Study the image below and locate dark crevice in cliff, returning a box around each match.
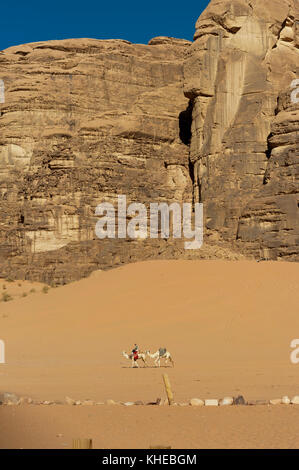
[266,133,273,159]
[188,159,202,207]
[272,18,287,49]
[274,96,280,115]
[188,159,196,208]
[188,159,194,186]
[263,169,270,185]
[208,15,242,34]
[198,178,202,204]
[179,99,193,145]
[263,132,273,184]
[179,99,198,208]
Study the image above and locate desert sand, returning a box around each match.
[0,259,299,448]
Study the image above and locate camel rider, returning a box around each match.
[132,344,139,361]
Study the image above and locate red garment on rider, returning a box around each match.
[133,352,139,361]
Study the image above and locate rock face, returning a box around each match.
[237,88,299,259]
[0,37,201,284]
[184,0,299,260]
[0,0,298,284]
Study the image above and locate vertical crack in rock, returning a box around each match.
[263,132,274,184]
[179,99,197,207]
[272,18,288,49]
[179,99,193,146]
[188,159,196,207]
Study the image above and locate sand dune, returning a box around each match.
[0,259,298,401]
[0,259,299,448]
[2,406,299,449]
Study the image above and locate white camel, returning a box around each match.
[122,351,149,368]
[147,348,174,367]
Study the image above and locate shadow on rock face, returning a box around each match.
[179,99,193,146]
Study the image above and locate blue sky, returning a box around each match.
[0,0,210,50]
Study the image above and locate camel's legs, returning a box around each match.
[141,357,147,367]
[164,354,174,367]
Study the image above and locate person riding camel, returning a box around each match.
[132,344,139,361]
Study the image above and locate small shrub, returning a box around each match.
[2,284,6,290]
[5,278,14,283]
[30,288,36,293]
[22,292,28,298]
[42,286,49,294]
[2,292,12,302]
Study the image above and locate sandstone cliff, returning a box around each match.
[0,36,242,283]
[184,0,299,260]
[0,37,190,283]
[0,0,298,284]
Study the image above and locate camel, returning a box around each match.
[147,348,174,367]
[122,351,148,368]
